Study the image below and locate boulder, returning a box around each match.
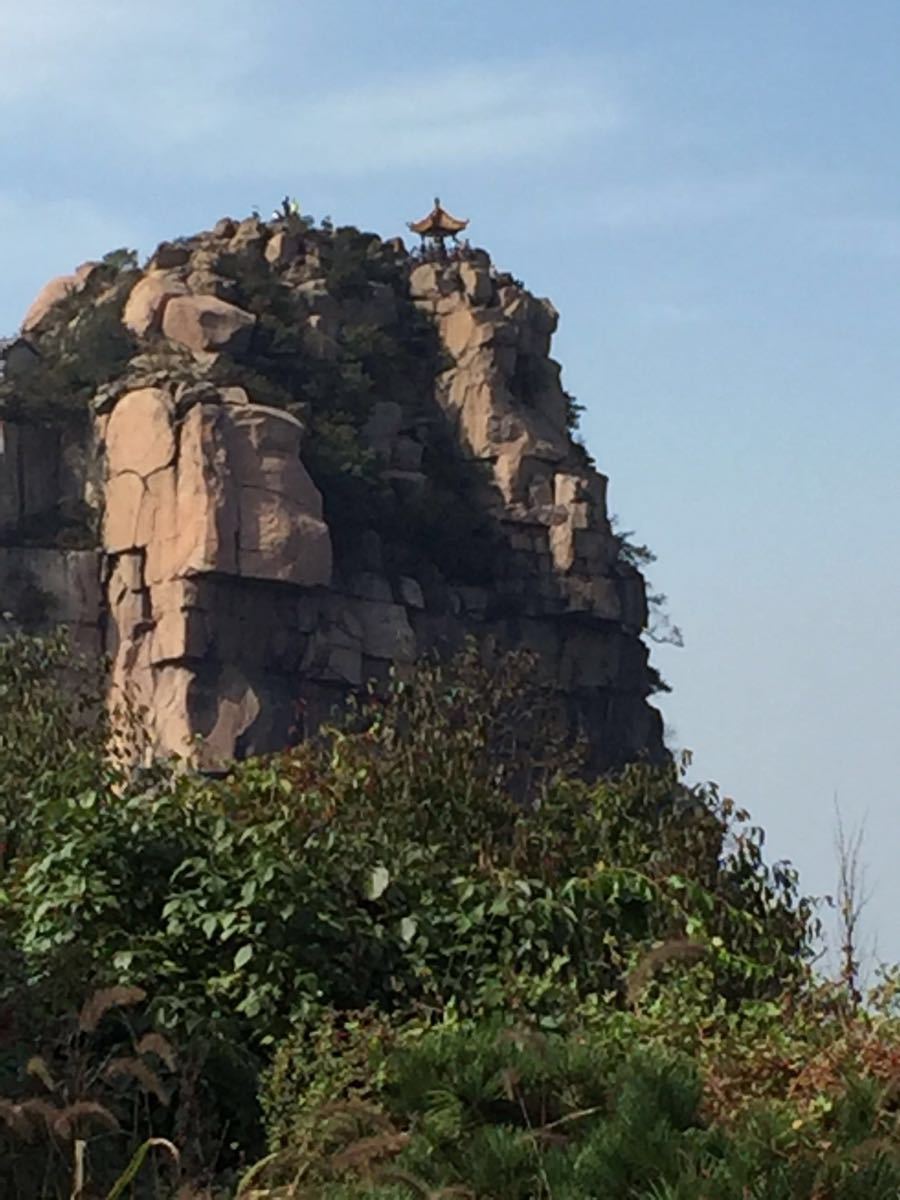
[122,273,188,337]
[459,261,493,305]
[22,276,76,332]
[21,262,99,332]
[229,217,267,253]
[408,262,442,298]
[104,398,333,591]
[398,576,425,609]
[358,600,416,662]
[149,242,191,270]
[225,405,331,586]
[225,405,317,508]
[162,295,256,354]
[265,230,300,267]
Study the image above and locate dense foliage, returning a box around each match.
[0,631,897,1197]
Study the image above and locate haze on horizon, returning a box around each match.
[1,0,897,967]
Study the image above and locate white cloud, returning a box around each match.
[0,4,625,179]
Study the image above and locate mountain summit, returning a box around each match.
[0,210,665,770]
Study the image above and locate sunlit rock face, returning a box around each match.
[0,215,665,772]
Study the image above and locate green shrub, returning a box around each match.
[4,631,881,1196]
[257,1008,900,1199]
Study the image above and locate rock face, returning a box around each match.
[122,273,188,337]
[21,262,100,333]
[1,215,666,772]
[101,388,332,765]
[161,295,256,354]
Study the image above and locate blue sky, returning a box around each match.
[3,0,898,966]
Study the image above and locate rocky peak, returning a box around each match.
[0,212,665,771]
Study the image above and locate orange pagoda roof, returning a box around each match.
[408,198,469,237]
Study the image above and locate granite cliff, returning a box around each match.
[0,211,665,771]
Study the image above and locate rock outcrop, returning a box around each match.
[0,214,665,771]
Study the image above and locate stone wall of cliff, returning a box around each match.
[0,213,665,772]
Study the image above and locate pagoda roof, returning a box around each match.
[408,198,469,237]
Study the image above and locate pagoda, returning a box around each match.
[408,197,469,256]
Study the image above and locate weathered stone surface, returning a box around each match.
[162,295,256,354]
[150,242,191,269]
[164,402,238,579]
[459,261,493,305]
[102,472,146,552]
[224,405,331,586]
[199,666,262,767]
[347,572,393,603]
[0,422,25,534]
[358,600,416,662]
[3,338,40,379]
[409,262,442,298]
[146,665,196,757]
[230,216,268,247]
[21,262,99,332]
[184,270,239,302]
[303,625,363,686]
[0,546,100,628]
[22,276,76,332]
[237,489,331,585]
[0,422,89,538]
[123,273,189,337]
[398,576,425,609]
[441,308,497,361]
[265,230,300,267]
[150,608,210,664]
[105,387,176,479]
